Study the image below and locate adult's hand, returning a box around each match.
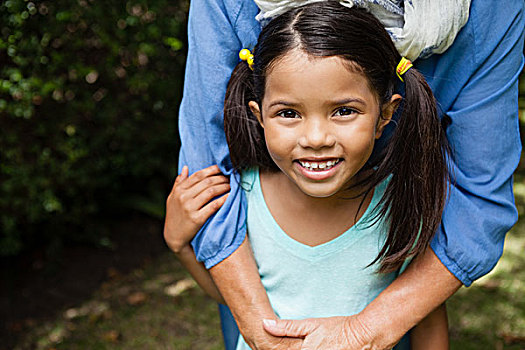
[263,315,379,350]
[246,332,304,350]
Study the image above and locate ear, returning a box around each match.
[376,94,402,139]
[248,101,263,128]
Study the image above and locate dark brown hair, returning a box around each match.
[224,1,449,272]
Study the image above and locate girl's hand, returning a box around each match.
[164,165,230,254]
[262,315,381,350]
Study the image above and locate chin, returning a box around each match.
[296,183,343,198]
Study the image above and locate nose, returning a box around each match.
[298,118,336,150]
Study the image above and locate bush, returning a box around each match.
[0,0,188,256]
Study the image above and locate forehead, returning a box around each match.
[264,50,378,104]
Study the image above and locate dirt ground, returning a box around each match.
[1,215,168,349]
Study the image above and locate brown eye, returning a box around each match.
[277,109,299,119]
[334,107,358,117]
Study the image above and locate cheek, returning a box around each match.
[338,125,376,159]
[263,124,296,161]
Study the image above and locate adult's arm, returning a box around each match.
[211,238,303,349]
[423,0,524,286]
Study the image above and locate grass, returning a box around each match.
[16,176,525,349]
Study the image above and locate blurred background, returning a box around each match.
[0,1,524,349]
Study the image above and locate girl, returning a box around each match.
[165,2,450,349]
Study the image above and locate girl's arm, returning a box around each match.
[164,165,230,304]
[410,304,449,350]
[176,245,224,304]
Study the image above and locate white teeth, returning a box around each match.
[298,159,340,171]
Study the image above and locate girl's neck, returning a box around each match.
[260,170,374,247]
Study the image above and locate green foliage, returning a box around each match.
[0,0,188,255]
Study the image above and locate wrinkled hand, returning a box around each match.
[243,324,303,350]
[263,315,380,350]
[245,333,303,350]
[164,165,230,253]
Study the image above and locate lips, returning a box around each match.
[294,158,343,180]
[297,158,340,171]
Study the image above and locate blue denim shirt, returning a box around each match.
[178,0,525,286]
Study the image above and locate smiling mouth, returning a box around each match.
[296,158,341,171]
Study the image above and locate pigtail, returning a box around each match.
[372,68,449,273]
[224,62,274,170]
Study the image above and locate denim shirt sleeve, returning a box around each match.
[178,0,260,268]
[418,0,524,286]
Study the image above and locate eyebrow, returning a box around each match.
[328,98,367,106]
[267,98,367,109]
[267,100,299,109]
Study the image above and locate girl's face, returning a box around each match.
[250,50,401,198]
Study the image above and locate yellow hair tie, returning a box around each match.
[239,48,254,71]
[396,57,413,82]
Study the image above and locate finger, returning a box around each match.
[181,165,222,189]
[169,165,188,193]
[263,319,318,338]
[180,175,229,202]
[187,183,230,215]
[174,165,189,186]
[181,165,189,178]
[191,181,230,207]
[198,193,229,219]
